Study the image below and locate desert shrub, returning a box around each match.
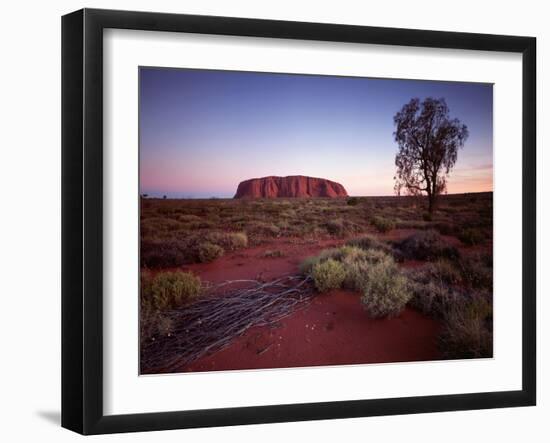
[300,248,343,275]
[395,220,430,230]
[439,296,493,359]
[205,231,248,250]
[340,248,394,291]
[406,268,463,319]
[141,238,190,268]
[342,260,370,291]
[197,242,224,263]
[346,235,392,254]
[405,265,493,358]
[361,258,411,318]
[140,271,201,342]
[338,245,368,262]
[248,222,280,237]
[189,220,215,230]
[299,256,321,275]
[434,221,455,236]
[408,280,455,318]
[141,270,201,312]
[141,310,172,343]
[396,229,459,261]
[140,217,185,237]
[337,247,369,290]
[371,216,396,233]
[458,227,486,246]
[227,232,248,249]
[362,249,394,265]
[317,247,347,262]
[263,249,284,258]
[140,304,176,342]
[311,259,347,292]
[280,209,297,219]
[155,315,175,337]
[347,197,360,206]
[141,230,246,268]
[422,213,432,222]
[177,214,202,223]
[459,253,493,290]
[303,245,397,293]
[428,259,463,285]
[326,218,345,235]
[277,220,291,231]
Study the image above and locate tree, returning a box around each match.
[393,97,468,214]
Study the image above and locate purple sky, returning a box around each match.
[139,67,493,198]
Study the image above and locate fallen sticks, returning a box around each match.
[140,274,314,373]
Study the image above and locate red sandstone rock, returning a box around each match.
[234,175,348,199]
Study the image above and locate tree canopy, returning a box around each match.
[393,97,469,213]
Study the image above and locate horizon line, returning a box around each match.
[140,190,494,200]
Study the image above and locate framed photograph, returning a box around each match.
[62,8,536,435]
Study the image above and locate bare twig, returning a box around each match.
[141,274,313,373]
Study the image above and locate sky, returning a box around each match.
[139,67,493,198]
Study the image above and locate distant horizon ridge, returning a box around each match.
[140,190,493,199]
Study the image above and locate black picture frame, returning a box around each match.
[62,8,536,435]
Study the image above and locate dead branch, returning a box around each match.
[140,274,314,373]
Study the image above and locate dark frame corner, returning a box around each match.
[62,8,536,435]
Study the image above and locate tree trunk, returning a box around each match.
[428,193,435,215]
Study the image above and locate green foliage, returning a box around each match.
[459,253,493,290]
[396,229,459,261]
[406,267,462,319]
[371,216,396,233]
[177,214,202,223]
[139,193,493,271]
[346,235,392,255]
[197,242,224,263]
[428,259,463,285]
[140,230,246,268]
[141,238,190,268]
[317,247,347,262]
[393,97,469,214]
[342,260,370,292]
[340,247,393,292]
[311,259,347,292]
[140,270,201,343]
[406,265,493,359]
[205,231,248,250]
[248,221,280,237]
[326,218,345,235]
[360,258,411,318]
[141,270,201,312]
[346,197,360,206]
[305,244,411,317]
[439,296,493,359]
[299,256,321,275]
[303,245,405,305]
[339,245,369,262]
[141,217,186,236]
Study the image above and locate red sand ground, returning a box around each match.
[182,292,440,372]
[164,235,442,373]
[182,238,345,283]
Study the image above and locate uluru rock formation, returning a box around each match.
[234,175,348,199]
